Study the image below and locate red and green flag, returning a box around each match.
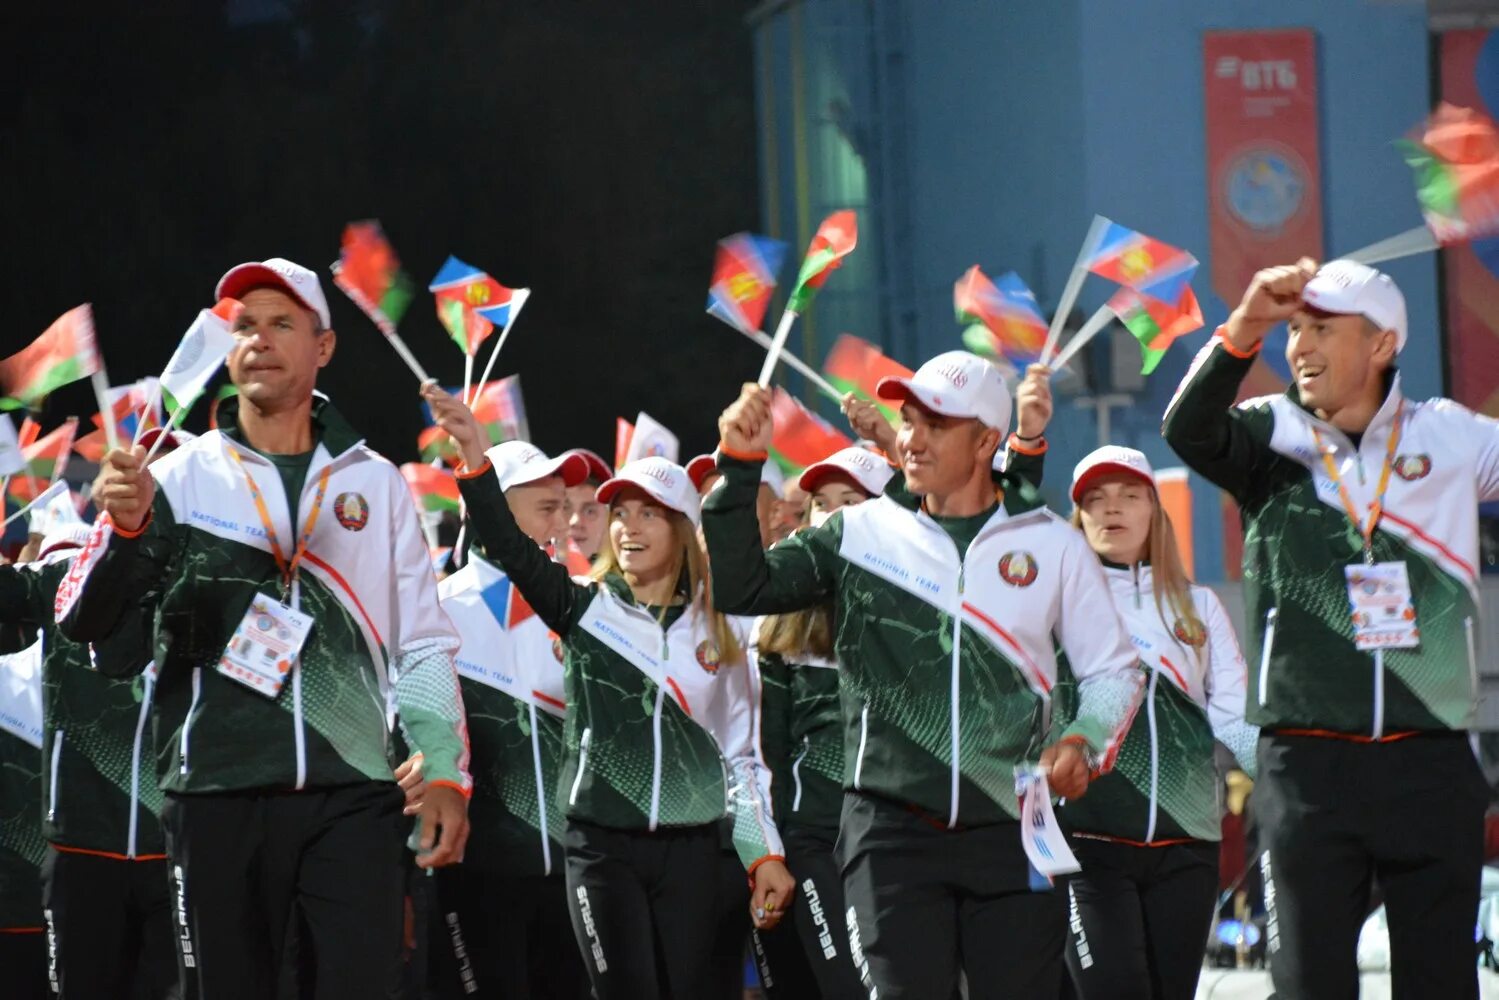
[0,305,101,411]
[418,425,461,467]
[469,375,529,446]
[331,221,415,335]
[1397,102,1499,245]
[954,267,1048,365]
[1107,285,1204,375]
[787,211,858,313]
[400,462,460,514]
[7,417,78,503]
[768,389,852,476]
[822,333,912,422]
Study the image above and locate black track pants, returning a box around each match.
[0,929,48,1000]
[1255,732,1486,1000]
[427,865,587,999]
[1061,838,1218,1000]
[41,848,179,999]
[562,818,721,1000]
[752,825,864,999]
[838,791,1066,999]
[161,782,408,1000]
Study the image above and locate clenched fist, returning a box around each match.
[718,383,774,456]
[92,446,155,533]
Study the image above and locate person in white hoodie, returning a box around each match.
[1057,446,1258,1000]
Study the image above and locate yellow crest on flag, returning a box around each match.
[728,272,762,303]
[1120,247,1154,280]
[465,282,492,306]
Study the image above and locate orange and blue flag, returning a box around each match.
[954,267,1048,365]
[1085,220,1198,305]
[428,256,502,355]
[706,233,789,335]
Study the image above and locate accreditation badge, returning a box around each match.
[217,592,316,697]
[1344,562,1420,651]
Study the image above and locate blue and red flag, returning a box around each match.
[1085,220,1198,305]
[705,232,790,335]
[954,267,1048,365]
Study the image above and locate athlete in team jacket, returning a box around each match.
[706,351,1144,999]
[1162,258,1493,998]
[426,386,795,1000]
[0,516,178,998]
[429,440,588,999]
[64,258,471,999]
[1057,446,1257,1000]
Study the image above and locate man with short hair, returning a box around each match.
[705,351,1143,998]
[429,440,588,999]
[1162,258,1494,998]
[61,257,471,999]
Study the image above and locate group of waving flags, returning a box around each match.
[8,100,1499,530]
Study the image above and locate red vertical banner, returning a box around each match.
[1204,30,1324,309]
[1437,30,1499,416]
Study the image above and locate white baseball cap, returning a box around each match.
[216,258,332,329]
[1070,445,1156,503]
[876,350,1012,432]
[798,446,895,497]
[485,440,588,492]
[1300,260,1408,352]
[596,457,702,526]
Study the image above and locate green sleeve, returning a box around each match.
[1160,341,1277,505]
[701,454,841,616]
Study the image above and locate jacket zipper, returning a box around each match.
[568,727,592,806]
[1372,648,1386,739]
[1467,617,1479,706]
[290,577,307,790]
[1144,668,1160,843]
[648,631,669,832]
[180,666,203,775]
[47,731,63,822]
[1132,563,1143,610]
[948,566,964,829]
[791,736,810,812]
[1257,609,1277,707]
[127,665,156,858]
[853,703,870,790]
[528,702,551,876]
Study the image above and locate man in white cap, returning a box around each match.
[706,352,1143,999]
[428,440,589,999]
[1162,258,1497,998]
[66,257,471,999]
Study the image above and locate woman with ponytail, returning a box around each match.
[424,386,794,1000]
[1058,445,1258,1000]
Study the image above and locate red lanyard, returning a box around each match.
[230,449,332,592]
[1310,400,1404,564]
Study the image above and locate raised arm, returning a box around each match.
[702,385,840,616]
[1161,260,1316,502]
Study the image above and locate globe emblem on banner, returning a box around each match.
[165,328,205,376]
[1224,149,1305,233]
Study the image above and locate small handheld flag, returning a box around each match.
[1398,102,1499,245]
[400,462,461,514]
[614,418,634,472]
[822,334,913,421]
[330,221,430,383]
[624,412,679,465]
[954,267,1048,365]
[1106,286,1204,375]
[1084,219,1198,305]
[429,256,505,355]
[769,389,853,476]
[0,306,101,412]
[706,233,789,336]
[760,210,858,386]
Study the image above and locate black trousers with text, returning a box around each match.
[161,782,408,1000]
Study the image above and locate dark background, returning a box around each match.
[1,0,765,466]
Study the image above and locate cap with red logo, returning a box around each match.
[486,441,589,492]
[596,457,702,526]
[875,350,1012,432]
[216,258,332,329]
[798,446,894,497]
[1070,445,1156,503]
[1300,259,1408,352]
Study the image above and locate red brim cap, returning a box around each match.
[566,448,613,484]
[685,454,717,491]
[509,452,589,490]
[216,264,323,325]
[1070,462,1154,503]
[138,428,188,453]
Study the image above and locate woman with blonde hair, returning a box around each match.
[425,386,794,1000]
[1059,445,1258,1000]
